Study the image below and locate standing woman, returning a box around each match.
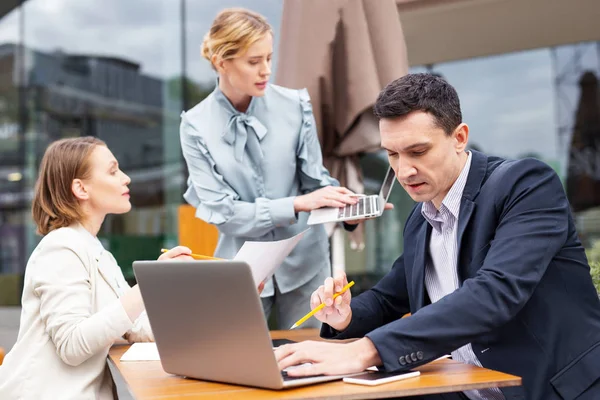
[180,8,357,329]
[0,137,192,399]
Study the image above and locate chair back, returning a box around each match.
[178,204,219,256]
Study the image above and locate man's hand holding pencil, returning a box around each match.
[274,272,382,377]
[303,273,353,331]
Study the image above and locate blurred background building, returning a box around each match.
[0,0,599,304]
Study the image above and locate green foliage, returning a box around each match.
[0,275,22,306]
[585,241,600,295]
[167,76,214,108]
[590,260,600,295]
[99,234,166,284]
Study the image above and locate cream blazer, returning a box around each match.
[0,224,153,400]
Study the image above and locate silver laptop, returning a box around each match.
[307,166,396,225]
[133,260,354,389]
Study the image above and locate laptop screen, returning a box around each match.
[379,167,396,201]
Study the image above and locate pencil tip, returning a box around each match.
[289,324,297,330]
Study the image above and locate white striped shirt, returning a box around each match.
[421,152,505,400]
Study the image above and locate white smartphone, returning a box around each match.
[343,370,420,386]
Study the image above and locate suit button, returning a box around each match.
[406,354,412,363]
[398,356,406,366]
[411,353,418,362]
[417,351,424,360]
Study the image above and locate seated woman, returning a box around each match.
[0,137,192,399]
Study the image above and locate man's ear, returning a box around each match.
[72,178,89,201]
[453,123,469,152]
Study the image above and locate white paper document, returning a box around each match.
[233,229,308,286]
[120,343,160,361]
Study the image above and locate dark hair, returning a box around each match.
[373,73,462,135]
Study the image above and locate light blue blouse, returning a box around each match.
[180,83,338,296]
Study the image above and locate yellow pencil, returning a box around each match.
[160,248,224,261]
[289,281,355,329]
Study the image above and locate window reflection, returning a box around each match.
[0,0,598,300]
[0,0,188,281]
[556,43,600,249]
[0,0,286,298]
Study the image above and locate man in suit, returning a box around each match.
[275,73,600,400]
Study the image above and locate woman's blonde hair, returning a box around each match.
[201,8,272,69]
[32,136,106,235]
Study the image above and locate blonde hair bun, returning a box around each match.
[202,8,272,69]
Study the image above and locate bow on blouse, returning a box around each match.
[222,113,267,162]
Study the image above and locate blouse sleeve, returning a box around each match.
[33,244,133,367]
[180,112,298,238]
[296,89,339,194]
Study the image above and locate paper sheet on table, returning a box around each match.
[119,343,160,361]
[233,229,308,286]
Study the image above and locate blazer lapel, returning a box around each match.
[456,198,475,284]
[456,150,488,283]
[411,220,431,311]
[95,250,123,297]
[73,223,122,297]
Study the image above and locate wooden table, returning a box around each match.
[108,329,521,399]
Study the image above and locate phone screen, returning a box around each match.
[343,370,421,386]
[351,371,410,381]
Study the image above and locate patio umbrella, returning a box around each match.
[276,0,408,248]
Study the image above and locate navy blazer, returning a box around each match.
[323,151,600,400]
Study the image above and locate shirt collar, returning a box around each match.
[213,79,268,161]
[213,77,260,117]
[421,151,472,227]
[72,222,104,260]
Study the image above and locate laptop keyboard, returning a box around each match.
[281,370,324,381]
[275,341,324,381]
[338,195,378,219]
[274,339,324,381]
[272,338,295,347]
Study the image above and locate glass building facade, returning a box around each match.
[0,0,599,304]
[0,0,283,302]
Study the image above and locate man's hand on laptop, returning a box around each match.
[311,273,352,331]
[343,202,395,225]
[157,246,194,261]
[275,338,382,377]
[293,186,357,212]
